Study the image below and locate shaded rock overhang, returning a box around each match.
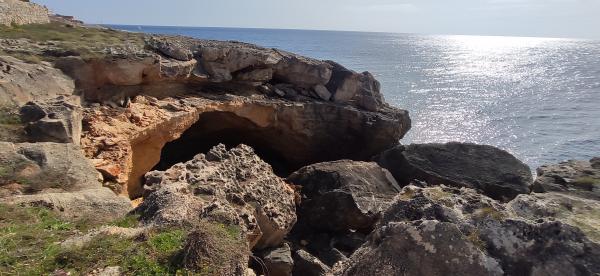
[43,32,412,199]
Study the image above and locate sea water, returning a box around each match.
[110,25,600,170]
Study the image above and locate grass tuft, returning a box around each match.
[0,203,246,275]
[571,177,600,191]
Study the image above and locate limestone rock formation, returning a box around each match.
[509,192,600,243]
[81,94,409,198]
[0,142,131,220]
[137,144,297,250]
[0,55,75,107]
[374,143,532,201]
[531,157,600,200]
[20,98,82,144]
[0,0,50,26]
[333,185,600,275]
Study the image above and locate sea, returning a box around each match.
[109,25,600,171]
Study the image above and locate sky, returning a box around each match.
[33,0,600,39]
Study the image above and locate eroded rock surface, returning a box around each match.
[0,142,131,220]
[20,97,82,144]
[531,157,600,200]
[374,143,532,201]
[81,93,409,198]
[0,55,75,106]
[137,144,296,250]
[333,185,600,276]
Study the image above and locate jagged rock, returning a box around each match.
[234,68,273,83]
[0,55,75,107]
[326,61,385,111]
[333,185,600,275]
[0,142,131,220]
[292,249,331,276]
[259,243,293,276]
[159,58,197,79]
[531,158,600,200]
[147,37,193,61]
[20,98,82,144]
[288,160,401,233]
[508,192,600,243]
[137,144,297,250]
[273,50,332,88]
[334,220,504,276]
[374,143,532,201]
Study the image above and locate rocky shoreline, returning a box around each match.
[1,2,599,275]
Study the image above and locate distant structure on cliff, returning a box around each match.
[0,0,50,26]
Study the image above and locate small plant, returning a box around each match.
[0,106,21,125]
[110,213,140,228]
[475,206,506,221]
[466,230,487,251]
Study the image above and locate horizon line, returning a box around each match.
[96,23,596,41]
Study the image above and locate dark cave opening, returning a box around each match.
[152,111,294,177]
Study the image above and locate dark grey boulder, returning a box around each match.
[287,160,401,233]
[292,249,331,276]
[374,142,532,201]
[259,243,293,276]
[19,98,82,145]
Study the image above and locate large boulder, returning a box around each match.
[287,160,400,234]
[286,160,400,267]
[326,61,385,111]
[333,185,600,275]
[531,158,600,200]
[258,243,294,276]
[137,144,297,250]
[374,143,532,201]
[0,55,75,107]
[0,142,131,220]
[292,249,331,276]
[20,98,83,144]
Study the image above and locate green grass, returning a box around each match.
[110,214,140,228]
[0,22,145,61]
[0,106,21,125]
[571,177,600,191]
[0,204,246,275]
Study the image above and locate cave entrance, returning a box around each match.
[152,111,293,177]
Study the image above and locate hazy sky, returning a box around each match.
[34,0,600,39]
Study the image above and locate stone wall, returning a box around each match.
[0,0,50,26]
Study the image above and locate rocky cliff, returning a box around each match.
[0,16,599,276]
[0,0,49,26]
